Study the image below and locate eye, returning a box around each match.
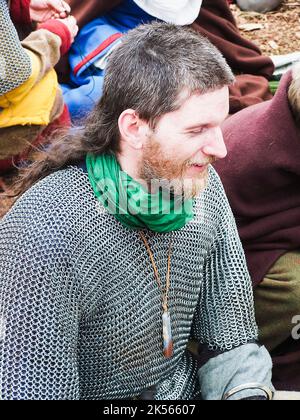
[188,128,205,136]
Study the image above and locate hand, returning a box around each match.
[30,0,71,23]
[56,15,79,43]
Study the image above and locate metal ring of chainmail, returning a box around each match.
[0,0,32,96]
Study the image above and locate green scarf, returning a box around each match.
[86,154,194,233]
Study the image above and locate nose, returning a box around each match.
[202,127,228,160]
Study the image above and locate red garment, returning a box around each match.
[214,71,300,287]
[0,105,71,174]
[9,0,33,41]
[228,74,274,114]
[39,20,72,56]
[194,0,273,79]
[9,0,31,25]
[192,0,274,113]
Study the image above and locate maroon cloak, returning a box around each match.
[215,71,300,287]
[192,0,274,113]
[214,71,300,391]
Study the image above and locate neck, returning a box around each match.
[117,151,149,190]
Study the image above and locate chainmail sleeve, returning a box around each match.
[0,0,31,95]
[0,181,81,400]
[191,168,258,352]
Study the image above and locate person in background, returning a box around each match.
[0,1,31,96]
[214,64,300,392]
[0,0,78,214]
[62,0,204,120]
[192,0,274,113]
[61,0,274,120]
[9,0,71,37]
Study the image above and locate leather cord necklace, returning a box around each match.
[139,231,174,359]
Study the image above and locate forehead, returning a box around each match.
[158,86,230,128]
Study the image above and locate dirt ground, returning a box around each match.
[231,0,300,55]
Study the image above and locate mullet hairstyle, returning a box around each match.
[11,22,234,198]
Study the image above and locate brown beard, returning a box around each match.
[140,136,214,199]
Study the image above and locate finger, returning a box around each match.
[61,1,71,13]
[39,11,53,22]
[68,15,76,24]
[63,15,76,26]
[47,0,67,13]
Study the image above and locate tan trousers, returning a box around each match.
[254,251,300,352]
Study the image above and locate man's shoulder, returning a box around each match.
[200,165,229,205]
[25,165,92,203]
[3,166,97,227]
[193,165,233,227]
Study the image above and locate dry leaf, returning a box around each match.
[238,23,265,31]
[268,40,279,50]
[232,0,300,56]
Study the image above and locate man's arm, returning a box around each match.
[21,16,77,84]
[0,0,32,95]
[9,0,70,25]
[0,16,77,109]
[197,343,273,400]
[191,167,274,400]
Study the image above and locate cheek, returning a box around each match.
[154,127,202,160]
[155,121,183,146]
[171,140,201,161]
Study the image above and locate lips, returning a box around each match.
[189,163,208,173]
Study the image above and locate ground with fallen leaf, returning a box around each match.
[231,0,300,55]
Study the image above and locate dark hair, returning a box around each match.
[11,22,234,198]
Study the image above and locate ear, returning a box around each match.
[118,109,149,150]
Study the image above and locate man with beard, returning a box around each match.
[0,23,274,400]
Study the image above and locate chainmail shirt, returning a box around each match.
[0,0,31,96]
[0,165,259,400]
